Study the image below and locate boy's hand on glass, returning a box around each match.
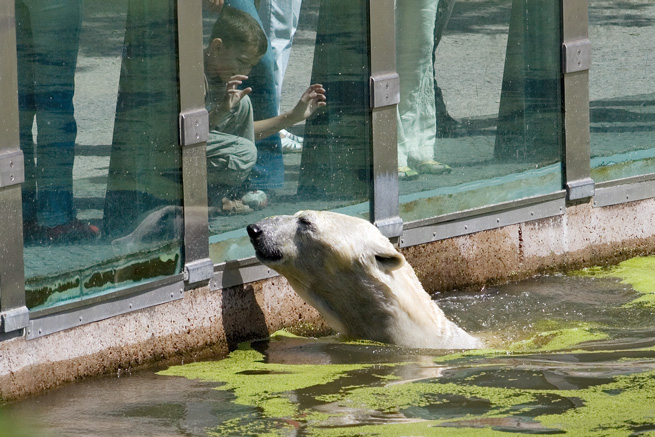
[291,84,326,121]
[208,75,251,128]
[253,84,325,140]
[223,75,252,111]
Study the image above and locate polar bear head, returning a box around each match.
[247,210,404,281]
[247,210,479,349]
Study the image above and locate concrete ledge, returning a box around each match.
[404,199,655,291]
[0,278,328,401]
[2,198,655,400]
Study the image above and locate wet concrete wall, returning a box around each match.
[405,199,655,292]
[2,198,655,400]
[0,279,329,401]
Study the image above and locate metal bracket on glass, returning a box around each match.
[562,39,591,74]
[566,177,595,201]
[1,306,29,333]
[370,73,400,109]
[375,216,403,239]
[179,108,209,147]
[0,150,25,188]
[184,258,214,284]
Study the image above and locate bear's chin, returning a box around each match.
[254,247,284,264]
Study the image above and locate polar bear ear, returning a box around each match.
[374,252,404,272]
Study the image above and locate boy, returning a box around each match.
[204,6,326,213]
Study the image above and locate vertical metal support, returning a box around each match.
[562,0,594,201]
[0,0,29,335]
[177,0,213,284]
[369,0,403,238]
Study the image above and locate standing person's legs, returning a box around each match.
[258,0,303,154]
[225,0,284,190]
[257,0,302,112]
[396,1,439,170]
[433,0,458,136]
[25,0,83,227]
[15,0,38,225]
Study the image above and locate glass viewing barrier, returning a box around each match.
[203,0,372,263]
[397,0,563,222]
[589,0,655,183]
[6,0,655,333]
[18,0,183,310]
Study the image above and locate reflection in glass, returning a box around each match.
[589,0,655,183]
[19,0,183,310]
[397,0,563,222]
[204,0,372,263]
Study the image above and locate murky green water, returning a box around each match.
[3,256,655,436]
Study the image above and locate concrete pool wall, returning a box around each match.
[2,197,655,400]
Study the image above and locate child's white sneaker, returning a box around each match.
[281,129,303,153]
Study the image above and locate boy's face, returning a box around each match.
[206,38,262,82]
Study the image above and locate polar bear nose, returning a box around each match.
[247,224,262,240]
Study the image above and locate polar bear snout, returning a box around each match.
[247,221,284,263]
[246,223,262,240]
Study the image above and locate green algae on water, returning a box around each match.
[311,367,655,436]
[156,271,655,437]
[157,331,655,436]
[537,368,655,435]
[158,336,391,420]
[157,326,633,436]
[432,321,609,367]
[506,322,609,353]
[573,255,655,307]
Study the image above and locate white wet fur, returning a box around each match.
[248,210,480,349]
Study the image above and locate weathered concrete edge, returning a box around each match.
[2,199,654,401]
[0,279,329,401]
[403,200,655,291]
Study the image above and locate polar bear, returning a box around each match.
[247,210,480,349]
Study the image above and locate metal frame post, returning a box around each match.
[0,0,29,335]
[561,0,594,201]
[369,0,402,238]
[177,0,213,284]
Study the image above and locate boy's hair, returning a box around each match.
[210,6,268,58]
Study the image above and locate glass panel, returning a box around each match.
[18,0,183,310]
[397,0,563,222]
[589,0,655,183]
[204,0,372,263]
